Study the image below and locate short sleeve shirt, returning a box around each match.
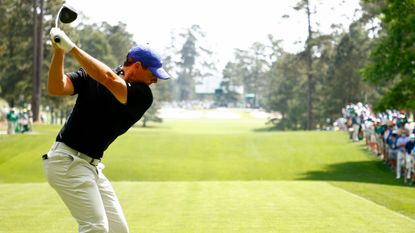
[56,68,153,159]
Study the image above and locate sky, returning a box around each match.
[65,0,362,69]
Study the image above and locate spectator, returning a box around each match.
[405,134,415,184]
[20,109,30,133]
[396,130,409,179]
[397,113,408,129]
[6,108,18,135]
[383,121,395,163]
[374,119,385,157]
[369,119,380,155]
[387,130,398,170]
[351,111,360,142]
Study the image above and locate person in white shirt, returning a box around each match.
[396,130,409,179]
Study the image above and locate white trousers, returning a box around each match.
[7,121,15,134]
[352,124,360,141]
[397,150,405,179]
[43,144,129,233]
[406,153,414,179]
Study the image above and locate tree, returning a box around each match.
[174,24,217,102]
[177,27,197,101]
[0,0,66,119]
[264,52,308,130]
[78,24,117,67]
[295,0,315,130]
[0,0,35,107]
[32,0,44,122]
[310,33,338,127]
[0,0,146,124]
[229,41,273,108]
[324,21,378,119]
[102,22,136,64]
[361,0,415,110]
[219,62,243,107]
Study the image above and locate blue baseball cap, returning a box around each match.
[126,44,170,80]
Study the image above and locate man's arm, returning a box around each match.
[69,47,128,104]
[48,44,74,96]
[50,27,128,104]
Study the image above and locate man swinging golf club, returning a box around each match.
[43,5,170,233]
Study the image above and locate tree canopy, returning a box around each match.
[1,0,413,130]
[361,0,415,111]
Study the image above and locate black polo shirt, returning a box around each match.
[56,68,153,159]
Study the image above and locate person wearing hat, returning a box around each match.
[44,28,170,233]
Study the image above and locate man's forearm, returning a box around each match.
[48,49,66,95]
[69,47,127,103]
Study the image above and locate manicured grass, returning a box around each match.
[1,115,415,232]
[1,182,415,233]
[0,119,396,183]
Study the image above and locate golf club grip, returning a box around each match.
[54,36,60,43]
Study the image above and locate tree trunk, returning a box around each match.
[305,0,314,130]
[31,0,44,122]
[142,117,147,127]
[50,106,55,124]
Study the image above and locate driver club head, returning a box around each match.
[59,4,78,24]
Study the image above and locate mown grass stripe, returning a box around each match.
[327,182,415,224]
[1,181,415,233]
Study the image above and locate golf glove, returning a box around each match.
[50,27,75,52]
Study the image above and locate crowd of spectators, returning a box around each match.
[2,107,32,134]
[340,103,415,185]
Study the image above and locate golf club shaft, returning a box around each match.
[54,6,64,43]
[55,6,64,28]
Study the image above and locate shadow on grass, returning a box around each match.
[252,126,314,132]
[298,159,405,186]
[131,125,164,129]
[252,126,278,132]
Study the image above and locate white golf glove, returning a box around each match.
[50,27,76,52]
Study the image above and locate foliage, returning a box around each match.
[101,22,136,65]
[264,53,307,130]
[323,21,378,120]
[361,0,415,111]
[0,0,409,130]
[169,25,218,102]
[219,62,243,107]
[0,1,139,121]
[0,0,38,107]
[176,26,198,101]
[255,1,385,130]
[77,24,116,67]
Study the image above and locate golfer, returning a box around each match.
[43,28,170,233]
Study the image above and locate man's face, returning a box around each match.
[122,62,157,85]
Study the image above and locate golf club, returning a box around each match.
[54,4,78,43]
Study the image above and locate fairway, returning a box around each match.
[1,111,415,232]
[1,182,415,233]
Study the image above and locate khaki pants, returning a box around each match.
[43,143,129,233]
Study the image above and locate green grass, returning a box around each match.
[1,115,415,232]
[1,181,415,233]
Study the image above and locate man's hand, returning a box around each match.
[50,27,76,53]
